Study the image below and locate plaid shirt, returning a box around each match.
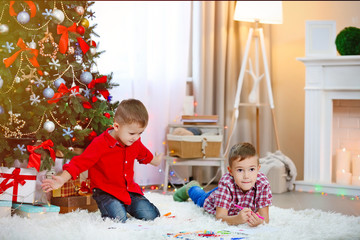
[203,172,272,215]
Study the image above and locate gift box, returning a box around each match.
[12,203,60,219]
[52,178,80,197]
[0,200,12,218]
[51,194,98,213]
[0,167,37,204]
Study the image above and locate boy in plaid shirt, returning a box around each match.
[173,142,272,227]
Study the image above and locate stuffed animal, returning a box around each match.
[172,127,194,136]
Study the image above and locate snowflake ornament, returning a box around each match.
[30,93,41,105]
[49,58,60,70]
[2,42,15,53]
[88,10,96,20]
[62,127,74,138]
[83,88,91,98]
[34,76,45,88]
[42,9,53,19]
[70,89,78,97]
[14,144,27,155]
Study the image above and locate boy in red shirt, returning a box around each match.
[173,142,272,227]
[42,99,163,222]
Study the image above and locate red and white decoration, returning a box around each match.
[0,167,37,203]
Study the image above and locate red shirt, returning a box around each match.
[203,172,272,215]
[63,128,153,205]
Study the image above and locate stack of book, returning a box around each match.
[181,115,218,125]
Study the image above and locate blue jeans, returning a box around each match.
[188,186,218,207]
[92,188,160,222]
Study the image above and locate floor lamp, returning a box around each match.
[225,1,283,156]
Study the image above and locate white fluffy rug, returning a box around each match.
[1,192,360,240]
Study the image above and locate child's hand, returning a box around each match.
[247,211,264,227]
[41,175,67,192]
[150,152,164,166]
[235,207,251,224]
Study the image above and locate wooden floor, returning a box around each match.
[271,190,360,217]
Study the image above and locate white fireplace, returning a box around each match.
[296,56,360,196]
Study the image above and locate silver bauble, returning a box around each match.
[80,72,93,84]
[28,40,36,49]
[52,9,65,24]
[43,87,55,99]
[74,124,83,130]
[0,77,3,89]
[68,46,75,54]
[43,120,55,132]
[75,6,85,15]
[0,24,9,34]
[15,76,21,83]
[54,78,66,88]
[17,11,30,24]
[89,47,96,55]
[0,106,4,114]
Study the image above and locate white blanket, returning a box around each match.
[260,151,297,191]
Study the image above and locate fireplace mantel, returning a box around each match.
[296,56,360,196]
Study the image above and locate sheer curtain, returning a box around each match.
[192,1,274,182]
[93,2,191,185]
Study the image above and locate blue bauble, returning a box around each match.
[80,72,93,84]
[0,106,4,114]
[43,87,55,99]
[54,78,66,88]
[17,11,30,24]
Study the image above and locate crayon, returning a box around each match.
[234,204,265,220]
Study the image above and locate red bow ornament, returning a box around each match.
[77,37,90,54]
[88,76,110,102]
[3,38,43,75]
[57,23,77,54]
[48,83,92,109]
[9,1,36,18]
[27,139,56,172]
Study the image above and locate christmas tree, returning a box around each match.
[0,1,119,171]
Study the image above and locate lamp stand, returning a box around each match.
[224,26,280,156]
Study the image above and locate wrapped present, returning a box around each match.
[0,167,37,204]
[52,178,80,197]
[12,203,60,218]
[0,201,12,218]
[51,194,98,213]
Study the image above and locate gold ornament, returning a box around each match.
[0,112,26,138]
[80,18,89,28]
[38,30,59,59]
[20,65,38,82]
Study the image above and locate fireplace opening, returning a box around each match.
[332,99,360,186]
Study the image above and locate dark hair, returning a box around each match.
[228,142,257,167]
[114,99,148,127]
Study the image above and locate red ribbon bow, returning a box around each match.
[9,1,36,18]
[77,37,90,54]
[3,38,43,75]
[27,139,56,172]
[88,76,110,102]
[48,83,92,109]
[57,23,77,54]
[0,168,37,202]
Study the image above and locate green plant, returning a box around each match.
[335,26,360,55]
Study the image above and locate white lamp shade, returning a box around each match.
[234,1,283,24]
